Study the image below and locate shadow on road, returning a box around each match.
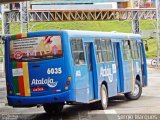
[18,95,127,120]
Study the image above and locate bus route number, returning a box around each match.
[47,68,62,75]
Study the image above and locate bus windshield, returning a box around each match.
[10,35,62,61]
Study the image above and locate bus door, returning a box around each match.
[122,40,133,92]
[139,43,147,86]
[113,42,124,92]
[84,42,95,100]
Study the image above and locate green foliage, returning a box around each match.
[0,45,4,58]
[30,21,133,32]
[146,38,156,58]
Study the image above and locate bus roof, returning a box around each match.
[63,30,141,39]
[9,30,142,40]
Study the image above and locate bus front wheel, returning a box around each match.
[124,80,142,100]
[98,84,108,110]
[43,103,64,114]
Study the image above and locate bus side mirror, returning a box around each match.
[145,44,148,52]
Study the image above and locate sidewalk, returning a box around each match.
[0,63,5,77]
[0,78,6,108]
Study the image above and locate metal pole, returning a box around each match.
[20,2,29,33]
[156,0,159,66]
[1,5,5,35]
[1,5,7,77]
[131,0,140,34]
[1,4,10,35]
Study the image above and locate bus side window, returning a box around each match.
[106,40,114,61]
[122,40,132,60]
[95,38,113,63]
[71,38,86,65]
[95,39,103,63]
[130,40,139,59]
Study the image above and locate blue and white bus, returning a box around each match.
[4,30,148,113]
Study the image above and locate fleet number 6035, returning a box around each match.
[47,68,62,74]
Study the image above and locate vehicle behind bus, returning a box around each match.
[4,30,147,113]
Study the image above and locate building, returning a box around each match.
[30,0,129,10]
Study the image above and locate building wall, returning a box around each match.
[31,0,129,4]
[31,2,118,10]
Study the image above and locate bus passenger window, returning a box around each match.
[122,40,132,60]
[106,40,113,61]
[101,40,107,62]
[71,39,85,65]
[79,52,85,64]
[95,39,103,63]
[130,40,139,59]
[95,38,113,63]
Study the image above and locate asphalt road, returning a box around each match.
[0,64,160,120]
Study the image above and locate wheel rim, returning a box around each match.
[132,83,139,96]
[102,87,107,105]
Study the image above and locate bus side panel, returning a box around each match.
[96,64,104,99]
[97,63,118,98]
[105,63,118,98]
[123,61,132,92]
[133,60,142,84]
[74,67,90,103]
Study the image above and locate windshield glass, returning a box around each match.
[10,35,62,61]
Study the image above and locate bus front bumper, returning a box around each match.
[7,90,73,107]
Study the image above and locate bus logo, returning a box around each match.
[100,66,113,83]
[31,77,58,88]
[14,51,23,59]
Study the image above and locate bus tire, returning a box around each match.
[43,103,64,114]
[124,80,142,100]
[98,84,108,110]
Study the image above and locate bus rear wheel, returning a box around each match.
[98,84,108,110]
[43,103,64,114]
[124,80,142,100]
